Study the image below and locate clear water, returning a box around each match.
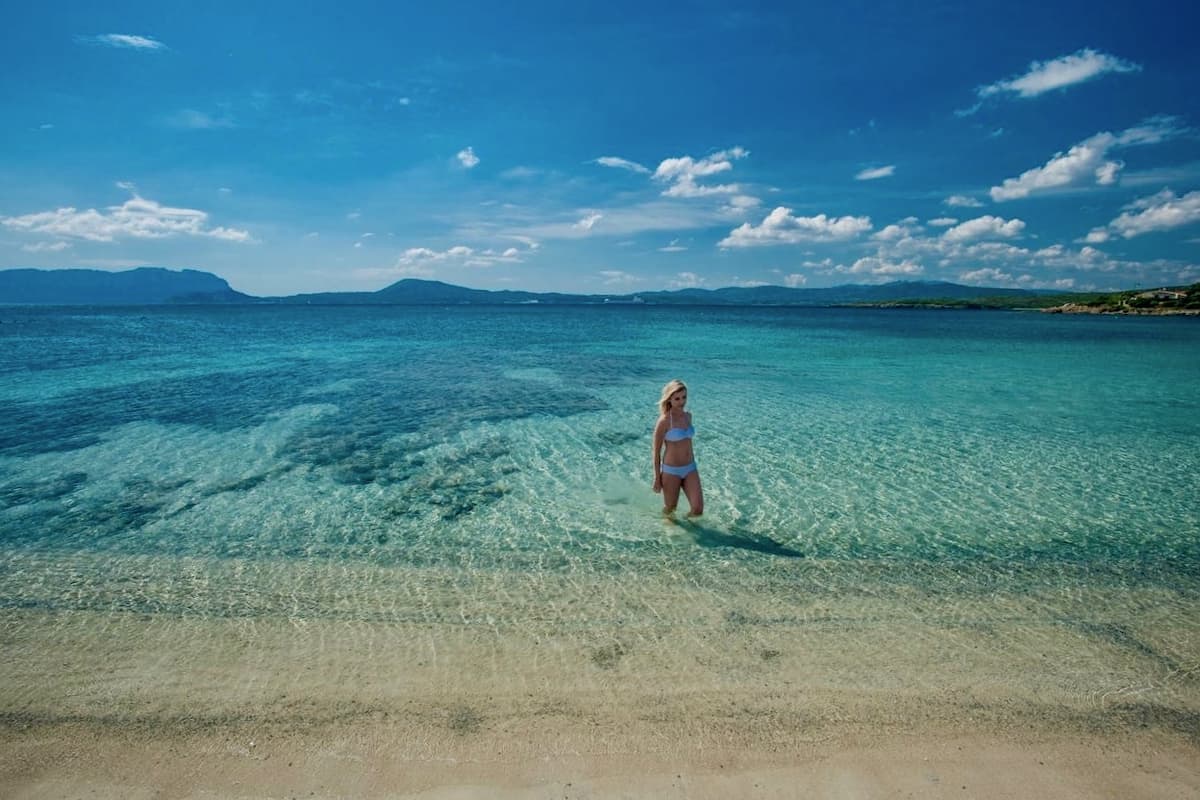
[1,306,1198,727]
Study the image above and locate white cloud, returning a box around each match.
[654,146,748,197]
[1115,115,1186,146]
[21,241,71,253]
[863,216,1196,288]
[662,177,740,197]
[990,133,1120,201]
[669,272,705,288]
[942,215,1026,243]
[600,270,640,285]
[842,257,924,276]
[855,165,895,181]
[959,267,1016,284]
[595,156,650,174]
[990,117,1182,201]
[393,240,531,272]
[457,147,480,168]
[658,238,687,252]
[574,212,603,231]
[78,34,167,50]
[719,206,872,248]
[1,194,251,243]
[945,195,984,208]
[928,217,958,227]
[1105,189,1200,238]
[978,48,1140,99]
[723,195,761,213]
[873,217,922,241]
[784,274,807,287]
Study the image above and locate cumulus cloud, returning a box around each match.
[658,238,687,252]
[654,147,747,197]
[990,134,1120,200]
[945,195,984,208]
[719,206,872,248]
[1,193,251,243]
[977,48,1140,99]
[841,257,924,276]
[928,217,958,227]
[720,195,758,217]
[457,147,480,168]
[860,215,1195,288]
[942,215,1026,243]
[1103,189,1200,238]
[990,117,1183,201]
[77,34,167,50]
[595,156,650,174]
[394,240,530,271]
[959,267,1018,284]
[662,177,740,197]
[873,217,922,241]
[784,273,807,287]
[855,165,895,181]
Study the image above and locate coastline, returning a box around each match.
[1042,303,1200,316]
[4,706,1197,799]
[3,553,1197,798]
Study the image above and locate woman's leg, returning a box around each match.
[682,470,704,517]
[660,472,682,514]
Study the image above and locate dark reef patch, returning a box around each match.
[0,471,88,508]
[0,363,329,457]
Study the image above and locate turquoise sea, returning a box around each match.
[2,305,1198,744]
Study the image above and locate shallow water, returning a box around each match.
[1,306,1198,727]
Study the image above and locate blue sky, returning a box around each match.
[2,1,1199,295]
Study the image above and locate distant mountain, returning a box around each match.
[0,269,1056,307]
[262,278,1048,306]
[625,280,1040,306]
[0,267,251,305]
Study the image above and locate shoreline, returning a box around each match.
[1041,303,1200,316]
[3,561,1198,798]
[4,693,1197,798]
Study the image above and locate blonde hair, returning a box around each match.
[658,379,688,416]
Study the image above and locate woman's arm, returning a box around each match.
[651,416,666,491]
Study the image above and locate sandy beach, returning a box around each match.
[4,714,1197,799]
[2,553,1197,798]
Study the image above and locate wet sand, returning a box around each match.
[2,553,1198,797]
[3,687,1197,798]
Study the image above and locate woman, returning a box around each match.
[652,379,704,517]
